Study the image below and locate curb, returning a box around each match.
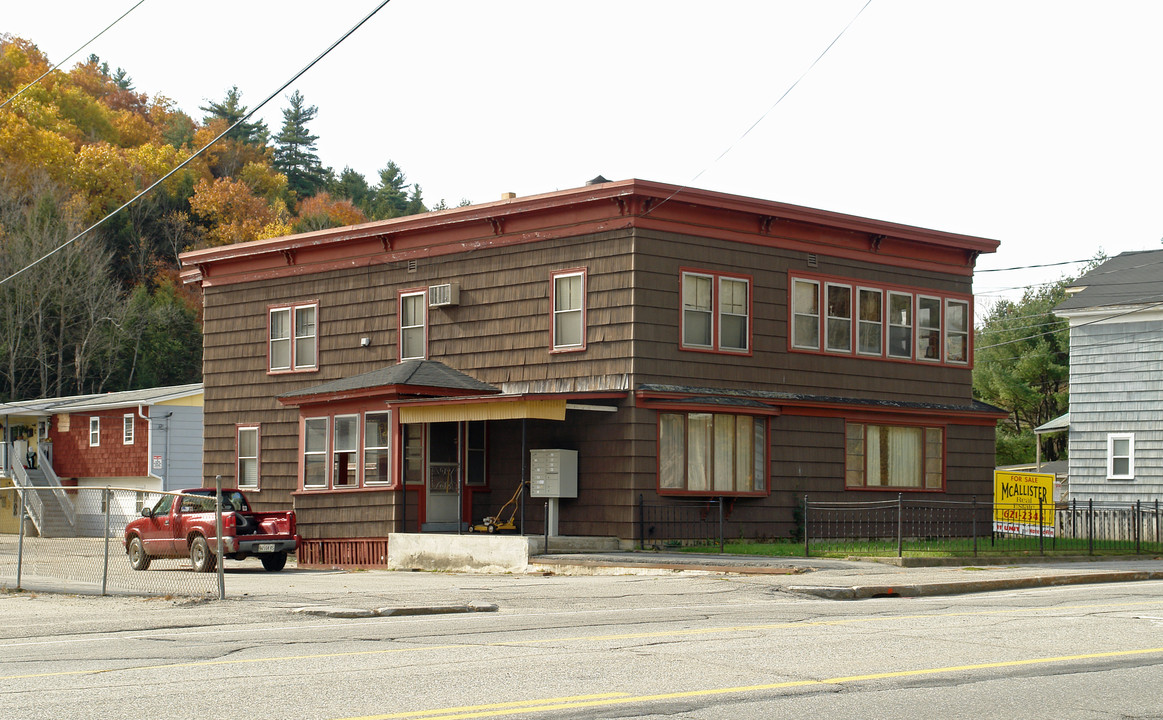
[528,557,805,576]
[292,601,500,618]
[786,570,1163,600]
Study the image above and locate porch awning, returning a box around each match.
[398,397,567,423]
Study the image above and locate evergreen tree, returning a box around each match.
[273,91,326,198]
[199,86,269,148]
[329,167,372,211]
[369,161,421,219]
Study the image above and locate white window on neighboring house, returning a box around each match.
[90,417,100,447]
[1107,433,1135,480]
[123,414,135,445]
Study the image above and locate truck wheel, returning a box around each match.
[190,536,216,573]
[128,537,151,571]
[260,552,287,572]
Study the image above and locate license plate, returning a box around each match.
[258,543,275,553]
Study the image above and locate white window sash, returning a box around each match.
[123,414,134,445]
[1107,433,1135,479]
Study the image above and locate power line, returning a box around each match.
[975,296,1163,352]
[643,0,874,217]
[0,1,147,111]
[0,0,393,289]
[975,258,1093,273]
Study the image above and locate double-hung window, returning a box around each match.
[825,283,852,353]
[399,290,427,361]
[658,411,766,495]
[857,288,883,355]
[791,278,821,350]
[846,423,943,490]
[333,415,358,488]
[237,426,259,489]
[945,299,969,363]
[89,417,100,447]
[123,414,135,445]
[916,296,942,361]
[680,270,751,353]
[887,292,913,359]
[270,303,318,372]
[1107,433,1134,480]
[551,269,586,351]
[304,418,329,489]
[363,412,392,485]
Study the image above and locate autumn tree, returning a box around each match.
[292,192,367,233]
[273,90,326,199]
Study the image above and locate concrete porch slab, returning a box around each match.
[386,533,621,573]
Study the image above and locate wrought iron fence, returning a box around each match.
[0,486,223,598]
[636,493,1163,557]
[803,496,1163,557]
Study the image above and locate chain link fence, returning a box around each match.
[0,486,221,598]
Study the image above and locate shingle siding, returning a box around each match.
[1068,320,1163,502]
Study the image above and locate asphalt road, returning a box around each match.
[4,571,1163,719]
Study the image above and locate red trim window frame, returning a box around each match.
[300,410,400,491]
[550,267,587,353]
[398,288,428,361]
[268,301,319,374]
[656,410,769,497]
[680,269,753,355]
[844,420,945,492]
[789,271,972,367]
[236,424,260,490]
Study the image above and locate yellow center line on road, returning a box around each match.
[4,598,1162,681]
[338,647,1163,720]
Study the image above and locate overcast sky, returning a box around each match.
[7,1,1162,315]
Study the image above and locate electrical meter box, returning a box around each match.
[529,449,578,498]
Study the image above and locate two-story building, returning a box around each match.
[180,178,1003,565]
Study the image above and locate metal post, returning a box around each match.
[638,494,644,551]
[1135,499,1141,555]
[1088,498,1094,556]
[972,495,978,557]
[718,497,725,553]
[1038,499,1044,555]
[803,494,809,557]
[16,488,26,590]
[519,419,527,535]
[543,501,549,556]
[1156,499,1160,545]
[102,487,111,596]
[897,493,903,558]
[215,475,225,600]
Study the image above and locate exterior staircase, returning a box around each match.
[25,468,77,537]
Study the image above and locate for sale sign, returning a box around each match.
[994,470,1056,537]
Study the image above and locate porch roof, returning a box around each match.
[278,360,500,406]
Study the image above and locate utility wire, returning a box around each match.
[975,296,1163,351]
[0,0,393,288]
[0,0,147,111]
[643,0,874,217]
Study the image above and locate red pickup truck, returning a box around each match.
[124,488,298,572]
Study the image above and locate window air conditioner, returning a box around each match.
[429,283,460,307]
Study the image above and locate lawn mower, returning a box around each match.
[469,481,526,533]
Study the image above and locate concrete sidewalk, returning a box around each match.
[526,551,1163,600]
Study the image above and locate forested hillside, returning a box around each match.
[0,35,445,403]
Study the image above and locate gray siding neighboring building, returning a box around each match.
[153,405,204,491]
[1066,319,1163,502]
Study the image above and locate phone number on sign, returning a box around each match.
[997,508,1053,522]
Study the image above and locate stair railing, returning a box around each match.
[36,447,76,529]
[7,445,46,535]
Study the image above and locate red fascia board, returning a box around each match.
[180,179,999,284]
[635,389,1005,424]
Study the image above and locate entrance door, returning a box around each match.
[424,422,462,531]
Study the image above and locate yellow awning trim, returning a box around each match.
[399,398,567,424]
